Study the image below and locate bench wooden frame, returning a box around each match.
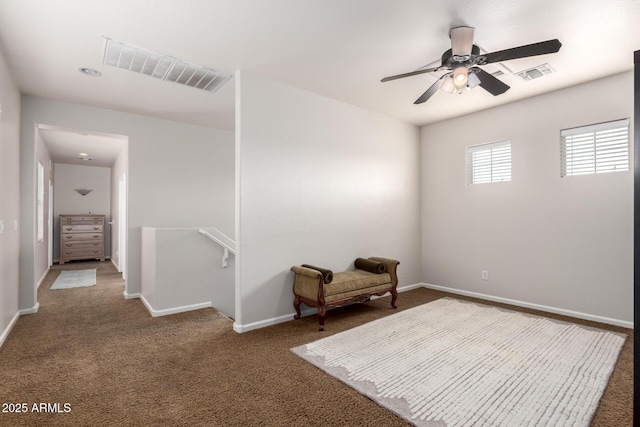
[291,257,399,331]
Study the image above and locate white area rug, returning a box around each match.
[291,297,626,427]
[51,269,97,290]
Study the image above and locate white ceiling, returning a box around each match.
[37,126,127,167]
[1,0,639,164]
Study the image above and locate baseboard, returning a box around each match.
[233,309,316,334]
[0,312,20,348]
[123,290,140,300]
[53,258,110,265]
[422,283,634,329]
[370,282,424,300]
[232,283,423,334]
[139,294,212,318]
[110,258,119,271]
[19,303,40,316]
[36,267,50,289]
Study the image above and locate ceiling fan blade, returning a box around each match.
[483,39,561,64]
[472,67,510,96]
[414,74,448,104]
[381,66,440,82]
[450,26,475,58]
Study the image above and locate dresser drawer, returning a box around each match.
[61,241,103,250]
[61,224,104,233]
[61,216,104,225]
[61,233,103,242]
[60,248,104,258]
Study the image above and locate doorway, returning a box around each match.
[37,125,128,280]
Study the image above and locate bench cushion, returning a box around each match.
[324,270,391,302]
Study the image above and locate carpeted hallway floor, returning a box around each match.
[0,261,632,426]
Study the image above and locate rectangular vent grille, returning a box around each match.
[515,63,554,81]
[103,38,231,93]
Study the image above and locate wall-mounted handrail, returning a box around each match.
[199,228,235,268]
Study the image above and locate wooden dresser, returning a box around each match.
[59,215,105,264]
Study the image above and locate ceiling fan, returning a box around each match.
[381,27,562,104]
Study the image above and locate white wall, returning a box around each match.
[235,71,422,331]
[140,227,235,318]
[0,44,21,346]
[19,95,235,310]
[421,71,633,325]
[140,227,157,308]
[53,163,111,262]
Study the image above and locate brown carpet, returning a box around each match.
[0,261,632,426]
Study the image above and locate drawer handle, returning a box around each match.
[93,235,99,238]
[66,235,73,239]
[65,244,72,247]
[93,227,99,230]
[93,250,99,254]
[93,243,99,246]
[66,227,73,231]
[65,252,72,255]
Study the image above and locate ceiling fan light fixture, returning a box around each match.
[453,66,468,88]
[440,76,456,93]
[467,72,481,89]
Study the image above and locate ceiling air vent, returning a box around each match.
[103,38,231,93]
[515,63,554,81]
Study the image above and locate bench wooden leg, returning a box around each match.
[293,296,302,320]
[318,305,326,331]
[391,288,398,309]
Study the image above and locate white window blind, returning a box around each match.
[37,161,44,243]
[466,140,511,185]
[561,118,629,177]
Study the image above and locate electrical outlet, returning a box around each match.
[0,220,4,234]
[481,270,489,280]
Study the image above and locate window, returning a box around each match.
[561,118,629,177]
[37,161,44,243]
[466,140,511,185]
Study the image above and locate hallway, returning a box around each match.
[0,260,232,425]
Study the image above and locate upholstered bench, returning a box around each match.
[291,257,399,331]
